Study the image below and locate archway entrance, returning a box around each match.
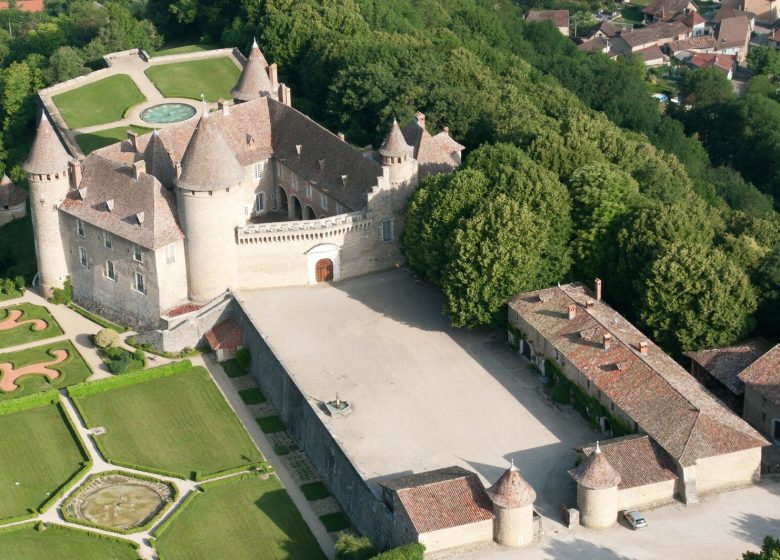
[315,259,334,282]
[276,186,288,212]
[304,205,317,220]
[290,195,303,220]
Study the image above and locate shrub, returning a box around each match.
[107,352,132,374]
[50,276,72,304]
[134,347,146,366]
[256,415,285,434]
[94,328,119,349]
[335,532,376,560]
[68,360,193,398]
[371,544,425,560]
[300,481,330,501]
[235,347,250,369]
[2,278,15,294]
[273,444,290,456]
[14,276,25,292]
[239,388,266,404]
[320,512,351,532]
[551,382,570,404]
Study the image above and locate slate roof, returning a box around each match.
[231,39,274,102]
[579,436,678,490]
[618,21,689,48]
[381,467,493,534]
[400,115,460,178]
[717,15,750,48]
[205,318,242,350]
[508,283,769,467]
[379,119,413,158]
[526,9,570,28]
[59,154,183,250]
[738,345,780,403]
[569,443,622,489]
[25,112,72,175]
[0,175,27,207]
[485,462,536,508]
[684,338,770,395]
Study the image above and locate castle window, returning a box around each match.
[253,163,263,180]
[134,272,146,294]
[103,231,112,250]
[132,244,143,263]
[165,243,176,264]
[79,247,88,268]
[336,203,343,214]
[105,260,116,281]
[320,193,328,210]
[255,192,265,212]
[306,185,313,199]
[76,219,84,238]
[381,219,394,243]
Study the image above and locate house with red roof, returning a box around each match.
[739,345,780,444]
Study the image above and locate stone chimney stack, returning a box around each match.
[133,160,146,180]
[268,63,278,89]
[127,130,139,152]
[217,99,230,115]
[586,299,595,311]
[70,159,82,189]
[415,111,426,127]
[603,333,612,351]
[279,84,292,106]
[595,278,602,302]
[568,304,577,320]
[639,341,648,355]
[337,132,345,141]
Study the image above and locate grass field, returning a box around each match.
[145,58,241,102]
[155,475,325,560]
[0,404,87,519]
[0,303,63,349]
[0,340,92,400]
[152,43,217,56]
[0,524,139,560]
[53,75,146,129]
[74,367,263,478]
[75,125,152,155]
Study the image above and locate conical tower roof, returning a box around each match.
[177,108,244,192]
[231,39,274,102]
[143,130,176,187]
[379,119,413,158]
[24,112,71,175]
[486,460,536,508]
[568,442,621,490]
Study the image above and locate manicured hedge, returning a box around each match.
[256,415,285,434]
[320,512,351,532]
[193,462,271,482]
[301,481,330,501]
[238,387,266,404]
[44,522,141,550]
[37,460,92,514]
[371,543,425,560]
[0,511,39,525]
[0,390,58,415]
[68,360,193,398]
[198,470,264,492]
[67,303,126,333]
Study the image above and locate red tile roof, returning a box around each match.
[164,302,203,317]
[569,443,622,489]
[580,436,678,490]
[381,467,494,534]
[0,175,27,207]
[618,21,689,48]
[526,9,569,28]
[508,283,769,467]
[0,0,44,11]
[684,338,770,395]
[688,52,735,73]
[486,463,536,508]
[204,318,242,350]
[738,345,780,403]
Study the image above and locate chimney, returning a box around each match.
[280,84,292,106]
[175,161,182,178]
[595,278,602,302]
[337,132,345,141]
[127,130,139,152]
[443,126,450,134]
[70,159,82,189]
[133,160,146,180]
[295,144,302,156]
[268,63,278,88]
[415,111,425,127]
[639,341,648,355]
[568,304,577,320]
[218,99,230,115]
[603,333,612,350]
[585,299,595,311]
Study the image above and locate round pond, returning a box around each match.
[140,103,197,124]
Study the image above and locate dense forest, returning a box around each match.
[1,0,778,356]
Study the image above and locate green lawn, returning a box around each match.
[52,75,146,129]
[0,340,92,400]
[74,367,263,478]
[0,303,63,349]
[0,404,88,519]
[0,524,139,560]
[145,58,241,102]
[152,43,217,56]
[75,125,152,155]
[155,475,325,560]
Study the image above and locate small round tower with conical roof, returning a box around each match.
[569,442,621,529]
[379,119,417,187]
[25,111,72,297]
[486,460,537,547]
[176,104,245,302]
[231,39,276,103]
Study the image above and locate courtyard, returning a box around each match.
[235,269,596,519]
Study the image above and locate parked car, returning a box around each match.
[623,510,647,529]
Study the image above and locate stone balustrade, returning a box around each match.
[236,211,373,245]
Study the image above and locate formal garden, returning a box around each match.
[52,74,147,129]
[0,303,63,349]
[0,340,92,399]
[144,57,240,101]
[0,523,141,560]
[75,125,153,154]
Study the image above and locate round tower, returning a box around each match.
[24,112,72,297]
[569,442,621,529]
[176,106,245,303]
[379,119,417,187]
[231,38,275,103]
[486,460,537,547]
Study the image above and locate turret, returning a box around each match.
[231,38,276,103]
[24,111,72,297]
[379,119,417,187]
[176,105,245,302]
[569,442,621,529]
[486,460,537,547]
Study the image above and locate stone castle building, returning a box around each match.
[26,41,463,339]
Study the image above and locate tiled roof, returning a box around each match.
[381,467,493,534]
[0,0,44,11]
[401,115,460,178]
[508,283,768,466]
[143,130,177,188]
[579,36,611,53]
[738,345,780,403]
[670,35,717,51]
[771,28,780,42]
[24,112,72,175]
[526,10,569,27]
[485,462,536,508]
[684,338,769,395]
[0,175,27,207]
[231,40,274,102]
[673,10,706,25]
[589,19,620,38]
[205,318,242,350]
[569,443,622,489]
[717,15,750,48]
[618,21,689,47]
[644,0,694,19]
[635,44,666,62]
[60,154,183,250]
[379,119,413,158]
[579,436,678,490]
[164,302,203,317]
[712,8,754,23]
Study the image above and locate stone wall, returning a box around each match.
[418,520,494,553]
[744,385,780,442]
[617,480,677,511]
[0,202,26,227]
[693,447,762,495]
[233,302,394,548]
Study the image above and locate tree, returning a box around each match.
[639,242,757,355]
[335,532,376,560]
[743,536,780,560]
[94,328,120,348]
[678,67,734,108]
[747,46,780,79]
[441,195,548,327]
[754,246,780,337]
[45,46,88,84]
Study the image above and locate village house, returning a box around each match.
[525,10,570,36]
[643,0,698,22]
[507,280,769,520]
[769,27,780,49]
[0,174,27,227]
[609,21,690,65]
[734,345,780,445]
[722,0,778,25]
[687,52,736,78]
[715,14,752,62]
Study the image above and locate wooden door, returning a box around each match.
[315,259,334,282]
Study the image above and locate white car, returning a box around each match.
[623,510,647,529]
